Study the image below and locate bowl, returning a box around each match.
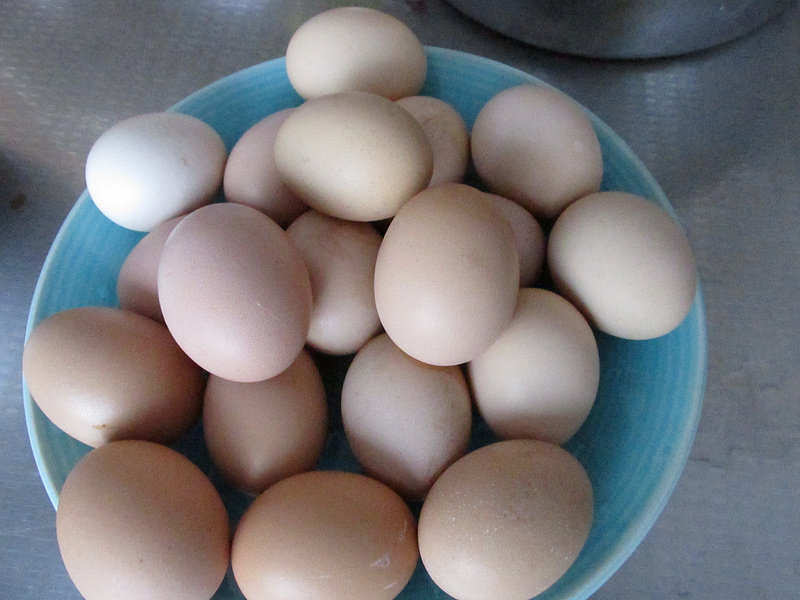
[23,47,707,600]
[444,0,791,58]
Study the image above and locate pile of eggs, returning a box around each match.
[22,7,698,600]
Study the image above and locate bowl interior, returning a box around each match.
[23,47,706,600]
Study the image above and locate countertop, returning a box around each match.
[1,1,798,598]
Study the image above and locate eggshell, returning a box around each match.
[85,112,226,231]
[341,333,472,501]
[232,470,418,600]
[273,91,433,222]
[468,288,599,445]
[22,306,204,448]
[286,210,383,355]
[374,183,519,366]
[285,6,426,100]
[418,439,594,600]
[202,350,327,496]
[116,215,183,322]
[223,109,308,227]
[482,193,546,286]
[396,95,469,186]
[56,440,230,600]
[547,191,698,339]
[158,202,312,383]
[471,85,603,221]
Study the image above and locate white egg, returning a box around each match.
[85,112,226,232]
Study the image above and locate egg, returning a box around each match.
[468,288,599,445]
[482,193,546,286]
[395,95,470,186]
[418,439,594,600]
[547,190,698,339]
[22,306,204,448]
[374,183,519,366]
[85,112,226,231]
[116,215,183,322]
[274,91,433,222]
[471,85,603,221]
[341,333,472,501]
[56,440,230,600]
[158,202,312,383]
[285,210,383,355]
[223,109,309,227]
[202,350,327,496]
[285,6,426,100]
[232,470,418,600]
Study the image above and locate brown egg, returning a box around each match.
[547,191,698,339]
[158,202,312,383]
[232,470,418,600]
[274,91,433,222]
[56,440,230,600]
[285,210,383,355]
[223,109,309,227]
[471,85,603,221]
[202,350,328,496]
[374,183,519,366]
[341,333,472,501]
[418,439,594,600]
[116,215,183,322]
[22,306,204,447]
[396,95,469,186]
[285,6,427,100]
[482,193,546,287]
[468,288,599,445]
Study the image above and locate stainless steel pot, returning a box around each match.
[444,0,792,58]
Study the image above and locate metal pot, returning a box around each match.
[444,0,792,58]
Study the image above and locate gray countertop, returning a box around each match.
[2,1,798,598]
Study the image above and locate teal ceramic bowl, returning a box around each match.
[24,47,706,600]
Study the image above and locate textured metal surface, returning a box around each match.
[1,1,798,598]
